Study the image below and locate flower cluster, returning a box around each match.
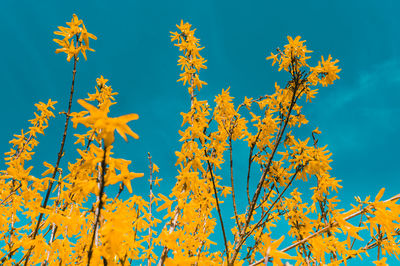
[308,55,341,87]
[72,75,139,147]
[3,99,57,183]
[53,14,97,61]
[72,99,139,147]
[170,20,207,97]
[1,15,399,266]
[266,36,312,72]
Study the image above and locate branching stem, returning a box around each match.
[23,35,79,266]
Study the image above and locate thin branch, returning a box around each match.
[247,128,263,205]
[157,203,181,265]
[237,166,302,252]
[250,229,400,266]
[377,225,381,260]
[4,222,49,265]
[113,183,125,203]
[41,130,97,260]
[206,159,230,263]
[350,212,364,250]
[0,183,22,206]
[280,194,400,253]
[42,176,63,266]
[264,247,270,266]
[147,152,154,266]
[23,36,79,266]
[229,135,241,236]
[94,140,103,247]
[333,229,400,265]
[229,58,302,265]
[194,219,208,266]
[87,147,108,265]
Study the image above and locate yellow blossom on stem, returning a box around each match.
[53,14,97,62]
[309,55,341,87]
[72,99,139,147]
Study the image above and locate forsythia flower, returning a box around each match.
[171,20,207,95]
[309,55,341,86]
[267,36,312,71]
[72,99,139,146]
[53,14,97,61]
[312,127,321,135]
[373,257,388,266]
[4,16,399,266]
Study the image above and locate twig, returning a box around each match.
[229,81,299,264]
[157,203,181,265]
[113,183,125,203]
[264,247,270,266]
[42,176,63,266]
[0,183,22,206]
[87,147,107,265]
[247,129,263,205]
[206,159,230,263]
[23,35,79,266]
[238,166,302,252]
[94,140,103,247]
[229,135,241,236]
[147,152,154,266]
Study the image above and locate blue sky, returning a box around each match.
[1,0,400,264]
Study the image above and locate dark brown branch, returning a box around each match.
[23,36,79,266]
[229,135,241,237]
[87,147,107,265]
[147,152,154,266]
[247,128,263,205]
[229,79,299,265]
[0,183,22,206]
[237,166,302,253]
[206,159,230,263]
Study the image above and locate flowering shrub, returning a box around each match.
[0,15,398,266]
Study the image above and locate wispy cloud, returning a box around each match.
[331,59,400,110]
[312,59,400,151]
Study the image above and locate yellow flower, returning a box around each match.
[312,127,321,135]
[96,75,109,87]
[266,52,279,66]
[79,23,97,48]
[53,14,96,61]
[73,99,139,147]
[42,161,55,177]
[309,55,341,87]
[153,163,160,173]
[55,39,80,62]
[373,257,388,266]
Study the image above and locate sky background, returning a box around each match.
[1,0,400,264]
